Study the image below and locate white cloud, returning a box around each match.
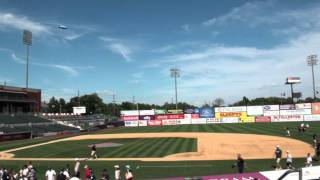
[49,64,78,76]
[0,13,50,34]
[11,53,26,64]
[100,36,134,62]
[151,45,176,53]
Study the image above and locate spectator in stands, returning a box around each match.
[74,158,81,178]
[100,169,109,180]
[114,165,121,180]
[45,167,56,180]
[27,161,33,170]
[274,145,282,167]
[28,167,37,180]
[84,165,91,180]
[63,166,70,179]
[124,165,133,180]
[286,151,293,169]
[8,168,18,180]
[305,153,313,167]
[1,168,9,180]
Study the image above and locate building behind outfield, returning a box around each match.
[0,85,41,113]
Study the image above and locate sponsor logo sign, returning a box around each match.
[263,110,280,116]
[147,120,162,126]
[124,121,138,127]
[162,119,179,125]
[156,114,185,120]
[312,103,320,114]
[217,112,246,118]
[303,115,320,121]
[199,108,214,118]
[155,109,166,114]
[206,118,220,124]
[271,115,303,122]
[255,116,271,122]
[247,106,264,116]
[184,109,194,114]
[295,103,311,109]
[176,119,191,125]
[138,120,148,126]
[191,118,207,124]
[121,110,139,116]
[139,115,155,120]
[167,109,183,114]
[215,106,246,113]
[121,115,139,121]
[139,110,155,115]
[220,117,239,123]
[191,114,199,119]
[280,104,295,110]
[241,116,255,123]
[279,109,311,115]
[263,105,280,111]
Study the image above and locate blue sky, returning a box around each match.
[1,0,320,105]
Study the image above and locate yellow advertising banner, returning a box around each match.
[241,116,255,123]
[215,112,247,120]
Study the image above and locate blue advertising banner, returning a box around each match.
[199,108,214,118]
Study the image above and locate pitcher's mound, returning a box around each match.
[88,142,123,148]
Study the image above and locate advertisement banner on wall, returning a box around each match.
[192,114,200,119]
[279,109,311,115]
[247,106,264,116]
[184,114,192,120]
[139,110,155,115]
[280,104,295,110]
[221,117,239,123]
[206,118,220,124]
[167,109,183,114]
[147,120,162,126]
[241,116,255,123]
[295,103,312,109]
[155,114,185,120]
[255,116,271,122]
[139,115,155,121]
[263,105,280,111]
[124,121,138,127]
[215,106,246,113]
[162,119,179,126]
[177,119,191,125]
[121,110,139,116]
[312,103,320,114]
[263,110,280,116]
[271,115,303,122]
[303,115,320,121]
[185,109,195,114]
[191,118,207,124]
[216,112,247,119]
[138,120,148,126]
[155,109,166,114]
[121,115,139,121]
[199,108,214,118]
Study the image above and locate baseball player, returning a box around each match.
[286,127,290,137]
[274,145,282,166]
[90,144,98,159]
[313,134,318,149]
[286,150,293,169]
[114,165,121,180]
[305,153,313,167]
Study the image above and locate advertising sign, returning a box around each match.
[138,120,148,126]
[215,106,246,112]
[184,109,195,114]
[295,103,311,109]
[124,121,138,127]
[303,115,320,121]
[121,115,139,121]
[279,109,311,115]
[162,119,179,126]
[199,108,214,118]
[286,77,301,84]
[73,106,86,114]
[176,119,191,125]
[191,118,207,124]
[247,106,264,116]
[241,116,255,123]
[221,117,239,123]
[167,109,183,114]
[216,112,247,119]
[312,103,320,114]
[139,110,155,115]
[263,105,280,111]
[191,114,200,119]
[121,110,139,116]
[206,118,220,124]
[147,120,162,126]
[139,115,155,121]
[280,104,295,110]
[155,109,166,114]
[255,116,271,122]
[263,110,280,116]
[271,115,303,122]
[184,114,192,120]
[156,114,185,120]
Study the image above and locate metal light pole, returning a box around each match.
[307,55,318,100]
[170,68,180,110]
[23,30,32,89]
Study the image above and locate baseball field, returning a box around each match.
[0,121,319,179]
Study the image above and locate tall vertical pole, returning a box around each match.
[311,64,316,100]
[290,84,294,103]
[170,68,180,110]
[307,55,318,101]
[174,75,178,110]
[26,45,30,89]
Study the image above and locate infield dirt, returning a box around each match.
[0,133,314,161]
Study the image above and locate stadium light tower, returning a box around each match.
[23,30,32,89]
[170,68,180,110]
[307,54,318,100]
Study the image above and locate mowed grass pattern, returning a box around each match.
[98,121,320,145]
[12,138,197,158]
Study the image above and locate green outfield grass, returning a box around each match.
[1,121,320,179]
[11,138,197,158]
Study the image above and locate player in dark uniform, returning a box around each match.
[232,154,245,173]
[90,144,98,159]
[275,145,282,166]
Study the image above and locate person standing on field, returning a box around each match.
[275,145,282,167]
[235,154,245,173]
[45,167,56,180]
[286,151,293,169]
[306,153,313,167]
[90,144,98,159]
[74,158,81,178]
[114,165,121,180]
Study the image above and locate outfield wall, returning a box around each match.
[122,103,320,127]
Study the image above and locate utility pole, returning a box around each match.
[77,90,80,106]
[132,95,139,110]
[112,93,116,116]
[170,68,180,110]
[23,30,32,90]
[307,55,318,100]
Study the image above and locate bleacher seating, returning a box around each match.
[0,114,51,124]
[0,124,77,134]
